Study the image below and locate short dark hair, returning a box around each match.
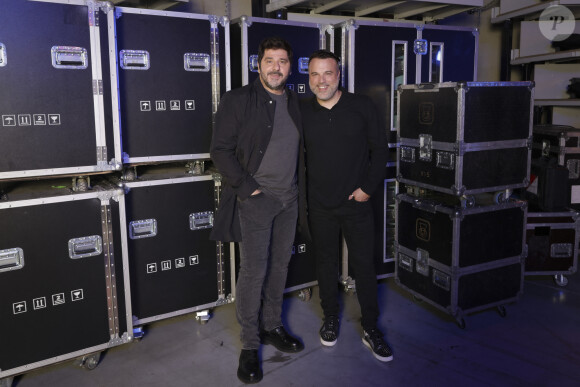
[308,49,340,65]
[258,37,293,65]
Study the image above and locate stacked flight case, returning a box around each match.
[104,7,234,329]
[0,0,121,180]
[396,193,527,328]
[524,125,580,285]
[329,19,479,289]
[229,16,324,297]
[528,125,580,210]
[111,165,233,329]
[0,178,132,382]
[395,81,534,327]
[107,6,229,164]
[1,1,232,383]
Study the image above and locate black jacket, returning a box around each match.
[210,78,309,242]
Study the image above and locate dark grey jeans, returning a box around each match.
[236,192,298,349]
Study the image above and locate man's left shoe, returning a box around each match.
[362,328,393,363]
[261,326,304,353]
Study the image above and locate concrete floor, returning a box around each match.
[8,274,580,387]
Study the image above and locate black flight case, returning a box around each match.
[397,81,534,197]
[112,164,233,331]
[0,178,132,382]
[395,192,527,328]
[106,6,229,164]
[0,0,121,181]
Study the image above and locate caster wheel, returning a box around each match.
[195,310,211,324]
[133,326,145,340]
[344,286,356,295]
[497,305,507,318]
[554,274,568,287]
[298,288,312,302]
[77,353,100,370]
[456,319,466,329]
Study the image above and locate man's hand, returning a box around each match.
[250,189,262,196]
[348,188,370,202]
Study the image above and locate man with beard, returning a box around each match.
[301,50,392,362]
[210,37,308,383]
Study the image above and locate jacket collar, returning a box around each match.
[253,77,290,104]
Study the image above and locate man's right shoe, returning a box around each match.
[319,316,339,347]
[237,349,262,384]
[362,328,393,363]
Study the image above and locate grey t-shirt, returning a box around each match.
[253,90,299,204]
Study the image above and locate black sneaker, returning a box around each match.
[319,316,339,347]
[362,329,393,362]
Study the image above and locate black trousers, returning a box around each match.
[309,200,379,331]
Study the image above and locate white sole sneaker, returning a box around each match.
[362,337,393,362]
[320,336,337,347]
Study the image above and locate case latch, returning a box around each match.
[416,248,430,276]
[419,134,432,162]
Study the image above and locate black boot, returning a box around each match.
[237,349,262,384]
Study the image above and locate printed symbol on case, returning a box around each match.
[170,100,181,110]
[185,100,195,110]
[140,101,151,111]
[156,101,166,111]
[48,114,61,125]
[2,115,16,126]
[419,103,434,125]
[52,293,66,306]
[189,255,199,265]
[13,301,27,314]
[34,114,47,125]
[416,218,431,242]
[161,260,172,271]
[287,84,295,91]
[175,257,186,268]
[71,289,84,301]
[33,297,47,310]
[147,262,157,273]
[297,84,306,93]
[18,114,31,126]
[297,244,306,254]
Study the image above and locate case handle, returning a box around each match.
[0,248,24,273]
[119,50,150,70]
[51,46,88,69]
[249,55,259,73]
[0,43,6,67]
[189,211,214,230]
[298,57,309,74]
[184,53,210,72]
[129,219,158,239]
[68,236,102,259]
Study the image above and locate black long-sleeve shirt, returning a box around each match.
[301,90,388,209]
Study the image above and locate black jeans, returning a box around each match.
[309,200,379,331]
[236,192,298,349]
